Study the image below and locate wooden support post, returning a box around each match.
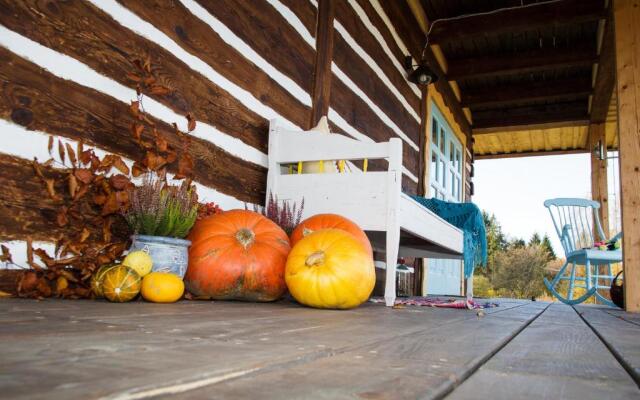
[413,86,430,296]
[614,0,640,312]
[309,0,335,128]
[588,123,610,238]
[417,86,429,197]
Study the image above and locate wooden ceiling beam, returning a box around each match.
[462,78,593,108]
[590,7,616,123]
[428,0,606,45]
[448,45,598,80]
[472,101,589,129]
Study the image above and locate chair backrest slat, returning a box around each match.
[544,198,604,256]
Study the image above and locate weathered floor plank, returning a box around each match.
[0,298,532,400]
[160,302,547,399]
[448,304,640,400]
[576,305,640,384]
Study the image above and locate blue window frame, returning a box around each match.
[429,102,462,203]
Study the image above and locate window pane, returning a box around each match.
[432,118,438,146]
[431,151,437,184]
[449,141,454,163]
[456,149,461,172]
[440,129,445,153]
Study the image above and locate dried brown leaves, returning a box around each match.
[13,57,199,299]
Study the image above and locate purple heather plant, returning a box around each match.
[249,193,304,235]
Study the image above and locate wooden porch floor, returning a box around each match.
[1,298,639,399]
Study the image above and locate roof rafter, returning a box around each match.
[448,45,598,81]
[472,101,589,130]
[462,78,593,109]
[428,0,606,45]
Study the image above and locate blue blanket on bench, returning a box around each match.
[411,196,487,279]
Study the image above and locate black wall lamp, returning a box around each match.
[404,56,438,86]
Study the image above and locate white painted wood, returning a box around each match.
[398,193,463,254]
[267,120,464,306]
[384,138,402,306]
[275,131,393,162]
[277,174,390,231]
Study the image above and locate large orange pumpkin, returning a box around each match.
[285,229,375,309]
[186,210,291,301]
[290,214,372,255]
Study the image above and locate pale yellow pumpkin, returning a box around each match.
[285,229,375,309]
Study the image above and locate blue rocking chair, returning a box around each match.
[543,198,622,306]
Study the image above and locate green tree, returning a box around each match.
[509,238,526,249]
[482,211,507,276]
[529,232,542,246]
[540,234,556,260]
[491,245,549,299]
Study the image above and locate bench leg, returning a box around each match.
[384,228,400,307]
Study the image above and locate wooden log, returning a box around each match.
[588,123,609,237]
[448,46,598,81]
[354,0,410,71]
[0,270,21,294]
[462,78,593,109]
[590,7,616,124]
[330,78,420,177]
[0,153,128,242]
[613,0,640,313]
[310,0,335,127]
[428,0,606,44]
[190,0,315,93]
[332,34,421,144]
[279,0,317,39]
[334,0,421,116]
[417,87,428,197]
[0,0,284,153]
[0,48,266,204]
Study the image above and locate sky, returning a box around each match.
[472,154,592,255]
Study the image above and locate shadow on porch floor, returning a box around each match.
[1,298,638,399]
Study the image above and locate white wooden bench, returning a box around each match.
[266,119,465,306]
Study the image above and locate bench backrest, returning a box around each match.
[266,119,403,231]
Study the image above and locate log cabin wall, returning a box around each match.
[0,0,319,264]
[0,0,436,267]
[328,0,422,195]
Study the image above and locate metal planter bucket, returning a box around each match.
[129,235,191,278]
